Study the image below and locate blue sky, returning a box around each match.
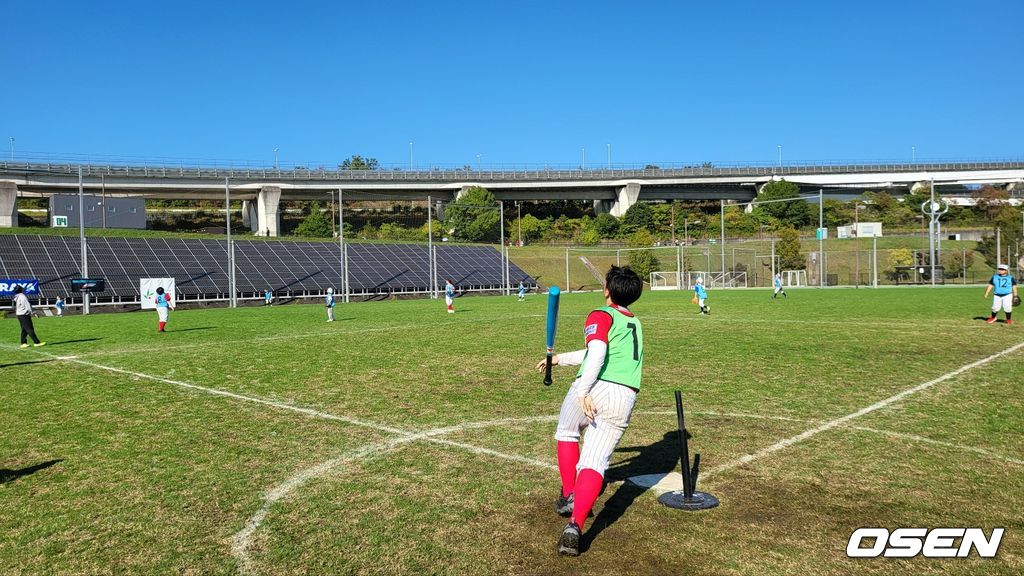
[3,1,1021,168]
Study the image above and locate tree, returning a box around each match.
[593,213,620,239]
[338,155,380,170]
[626,229,660,281]
[756,180,812,228]
[777,227,804,270]
[621,202,655,234]
[445,186,499,243]
[294,202,333,237]
[886,248,914,281]
[509,214,551,244]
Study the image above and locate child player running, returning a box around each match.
[536,265,644,556]
[773,272,787,299]
[694,276,710,314]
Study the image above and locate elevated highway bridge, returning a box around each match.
[2,160,1022,235]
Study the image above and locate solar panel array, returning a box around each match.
[0,234,535,302]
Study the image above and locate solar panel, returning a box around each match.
[0,234,536,303]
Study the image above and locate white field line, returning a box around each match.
[699,340,1024,482]
[643,314,992,331]
[847,426,1024,466]
[230,415,558,573]
[74,314,545,358]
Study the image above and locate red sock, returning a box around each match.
[158,322,165,331]
[557,441,580,497]
[571,468,604,529]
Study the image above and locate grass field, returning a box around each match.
[2,287,1022,575]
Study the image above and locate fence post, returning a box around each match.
[963,247,967,285]
[565,247,570,293]
[872,236,878,288]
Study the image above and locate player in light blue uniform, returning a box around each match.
[984,264,1018,325]
[518,281,526,301]
[773,273,787,299]
[694,277,710,315]
[55,296,65,317]
[325,287,335,322]
[264,289,273,306]
[445,279,456,314]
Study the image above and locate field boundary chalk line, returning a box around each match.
[73,313,545,358]
[699,340,1024,482]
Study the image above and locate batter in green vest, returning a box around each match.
[535,265,645,557]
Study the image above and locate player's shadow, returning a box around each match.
[0,359,56,369]
[583,431,682,551]
[46,338,103,346]
[169,327,216,333]
[0,459,63,485]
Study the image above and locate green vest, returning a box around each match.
[576,306,644,390]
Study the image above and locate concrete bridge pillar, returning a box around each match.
[257,186,282,236]
[609,183,641,217]
[593,199,613,215]
[241,200,258,231]
[0,181,17,227]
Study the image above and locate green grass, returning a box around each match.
[2,288,1022,575]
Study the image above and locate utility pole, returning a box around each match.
[720,200,726,279]
[225,177,235,308]
[818,189,824,288]
[79,166,89,315]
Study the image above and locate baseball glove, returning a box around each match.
[1013,295,1021,307]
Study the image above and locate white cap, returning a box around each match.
[696,277,703,284]
[327,287,334,293]
[998,264,1009,271]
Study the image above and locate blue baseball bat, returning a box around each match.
[544,286,561,386]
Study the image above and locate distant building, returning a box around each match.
[837,222,882,239]
[49,194,146,229]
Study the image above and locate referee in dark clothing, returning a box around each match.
[12,285,45,348]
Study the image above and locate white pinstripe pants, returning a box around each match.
[554,379,637,476]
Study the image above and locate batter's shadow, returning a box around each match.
[583,431,682,551]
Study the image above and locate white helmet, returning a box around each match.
[696,277,703,284]
[327,287,334,293]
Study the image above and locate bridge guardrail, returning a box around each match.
[2,160,1023,182]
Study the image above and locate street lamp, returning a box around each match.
[274,147,279,170]
[581,147,586,170]
[8,137,13,161]
[409,142,414,170]
[777,145,782,168]
[607,143,611,168]
[476,154,483,170]
[912,146,916,163]
[516,201,522,246]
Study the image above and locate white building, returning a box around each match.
[837,222,882,239]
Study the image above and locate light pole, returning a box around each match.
[777,145,782,169]
[912,146,916,163]
[78,166,89,315]
[409,142,414,170]
[854,202,862,286]
[517,201,522,246]
[607,143,611,168]
[274,147,279,170]
[581,147,586,170]
[8,137,13,161]
[476,154,483,170]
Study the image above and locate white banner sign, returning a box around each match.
[140,278,176,309]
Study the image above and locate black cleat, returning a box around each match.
[557,521,581,556]
[555,493,574,517]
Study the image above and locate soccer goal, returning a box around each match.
[650,271,683,290]
[781,270,807,287]
[684,271,747,289]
